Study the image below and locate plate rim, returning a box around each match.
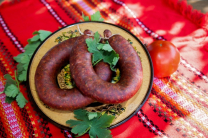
[26,21,154,130]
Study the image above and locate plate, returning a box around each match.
[27,21,153,129]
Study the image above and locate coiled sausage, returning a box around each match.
[70,34,143,104]
[35,36,112,110]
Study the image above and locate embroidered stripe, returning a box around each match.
[0,40,45,137]
[175,71,207,93]
[76,0,95,15]
[180,58,208,83]
[74,1,117,23]
[151,88,208,137]
[58,0,83,21]
[0,14,24,53]
[0,40,16,76]
[40,0,67,27]
[83,0,117,23]
[0,93,13,138]
[113,0,208,83]
[0,115,8,137]
[137,109,168,137]
[156,76,208,121]
[113,0,165,40]
[171,72,208,106]
[18,108,36,138]
[54,0,79,22]
[154,77,195,113]
[0,83,22,138]
[153,78,208,136]
[148,94,206,137]
[64,130,72,138]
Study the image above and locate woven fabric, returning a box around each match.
[0,0,208,137]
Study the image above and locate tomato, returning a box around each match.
[147,40,180,78]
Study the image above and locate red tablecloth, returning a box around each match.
[0,0,208,137]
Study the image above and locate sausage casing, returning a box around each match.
[70,34,143,103]
[35,35,112,110]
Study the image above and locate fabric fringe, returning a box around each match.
[162,0,208,31]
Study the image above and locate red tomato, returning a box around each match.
[147,40,180,78]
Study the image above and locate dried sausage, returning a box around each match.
[70,34,143,104]
[35,36,112,110]
[94,61,113,82]
[103,29,112,38]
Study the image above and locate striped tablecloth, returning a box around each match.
[0,0,208,137]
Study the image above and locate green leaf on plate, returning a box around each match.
[66,109,114,138]
[85,32,119,71]
[87,112,98,120]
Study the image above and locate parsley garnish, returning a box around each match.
[2,30,52,108]
[3,72,28,108]
[86,32,119,71]
[82,11,104,21]
[66,109,115,138]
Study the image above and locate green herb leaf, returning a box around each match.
[94,32,101,43]
[3,74,16,93]
[17,40,42,82]
[69,120,90,136]
[13,53,26,63]
[17,63,24,74]
[24,41,41,51]
[15,54,30,82]
[20,54,30,64]
[91,11,104,21]
[38,30,51,41]
[97,43,113,52]
[82,12,90,21]
[5,96,15,104]
[5,84,19,98]
[3,30,51,108]
[30,35,40,42]
[3,74,16,85]
[87,112,98,120]
[112,57,119,66]
[66,109,114,138]
[82,11,104,22]
[89,126,112,138]
[23,63,29,71]
[32,31,39,35]
[92,51,103,63]
[86,38,98,54]
[16,92,28,108]
[85,32,119,71]
[18,70,27,81]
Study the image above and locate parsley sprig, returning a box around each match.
[2,30,51,108]
[82,11,119,70]
[86,32,119,71]
[82,11,104,21]
[66,109,115,138]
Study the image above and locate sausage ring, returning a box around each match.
[35,36,112,110]
[70,33,143,104]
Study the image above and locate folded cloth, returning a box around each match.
[0,0,208,137]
